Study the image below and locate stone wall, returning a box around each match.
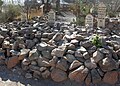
[0,20,120,85]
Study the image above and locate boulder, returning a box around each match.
[79,46,87,54]
[2,41,10,48]
[22,58,31,66]
[49,56,58,67]
[41,50,52,59]
[91,69,101,84]
[92,50,104,63]
[64,54,76,63]
[84,58,97,69]
[6,56,19,69]
[67,50,75,55]
[0,35,4,44]
[51,46,66,57]
[69,66,89,83]
[19,49,30,60]
[99,57,117,72]
[75,50,83,58]
[51,33,64,42]
[26,40,35,49]
[36,42,47,51]
[42,70,50,79]
[29,49,38,60]
[67,44,76,50]
[56,59,68,71]
[83,52,90,59]
[39,67,47,72]
[81,41,93,48]
[51,68,67,82]
[37,56,50,67]
[0,52,5,60]
[85,73,91,86]
[103,71,118,84]
[69,60,82,70]
[70,39,79,45]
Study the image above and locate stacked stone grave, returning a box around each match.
[0,20,120,85]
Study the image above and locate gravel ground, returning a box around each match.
[0,65,81,86]
[0,65,119,86]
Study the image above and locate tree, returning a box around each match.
[0,0,3,7]
[56,0,60,14]
[100,0,120,13]
[0,0,3,12]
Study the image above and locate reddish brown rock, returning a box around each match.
[69,66,89,83]
[103,71,118,84]
[51,68,67,82]
[85,73,91,86]
[6,56,19,69]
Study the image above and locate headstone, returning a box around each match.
[85,14,94,28]
[97,2,106,28]
[48,10,56,24]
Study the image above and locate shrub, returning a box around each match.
[91,34,102,48]
[0,4,21,22]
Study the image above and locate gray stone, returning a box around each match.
[116,49,120,57]
[69,60,82,70]
[75,50,83,58]
[25,73,32,79]
[88,46,97,54]
[98,48,109,54]
[83,52,90,59]
[84,58,97,69]
[22,58,31,66]
[19,49,30,60]
[0,35,4,44]
[0,52,5,60]
[99,57,118,72]
[51,46,66,57]
[2,41,10,48]
[92,50,104,63]
[56,59,68,71]
[26,40,35,49]
[39,67,47,72]
[67,50,75,54]
[70,39,79,45]
[37,42,47,51]
[75,34,84,41]
[49,56,58,67]
[29,65,40,71]
[10,50,20,56]
[81,41,93,48]
[42,70,50,79]
[91,69,101,84]
[67,44,76,50]
[37,56,50,67]
[29,49,39,60]
[31,61,37,66]
[64,54,76,63]
[52,33,64,42]
[42,50,52,59]
[79,46,87,54]
[33,71,41,79]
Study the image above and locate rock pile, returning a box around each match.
[0,20,120,85]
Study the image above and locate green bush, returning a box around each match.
[91,34,102,48]
[0,4,21,22]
